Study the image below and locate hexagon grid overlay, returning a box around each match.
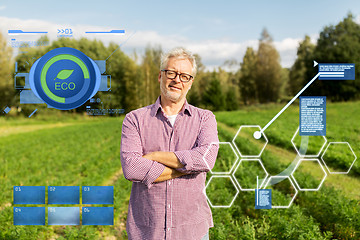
[204,175,239,208]
[232,125,268,158]
[290,159,327,191]
[321,142,358,174]
[263,176,298,209]
[232,159,269,191]
[291,127,327,157]
[203,142,239,175]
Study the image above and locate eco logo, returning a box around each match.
[29,47,101,110]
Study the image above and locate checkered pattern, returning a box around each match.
[121,97,219,240]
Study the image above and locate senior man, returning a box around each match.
[120,47,219,240]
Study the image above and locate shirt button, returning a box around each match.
[167,228,170,231]
[168,181,171,186]
[168,204,171,209]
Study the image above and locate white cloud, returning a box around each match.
[0,6,6,10]
[355,15,360,24]
[0,16,307,70]
[273,38,302,68]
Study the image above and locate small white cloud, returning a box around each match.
[355,15,360,24]
[0,6,6,10]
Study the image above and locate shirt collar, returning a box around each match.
[151,96,192,117]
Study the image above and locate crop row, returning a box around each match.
[214,101,360,175]
[210,123,360,239]
[0,118,124,239]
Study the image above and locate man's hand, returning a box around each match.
[143,151,184,169]
[154,166,186,182]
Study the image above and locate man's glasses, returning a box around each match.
[161,70,194,83]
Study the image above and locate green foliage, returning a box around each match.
[141,45,162,106]
[305,13,360,101]
[4,13,360,118]
[213,118,360,239]
[202,77,226,111]
[1,101,359,238]
[289,35,315,96]
[225,87,238,111]
[0,117,125,239]
[0,31,14,108]
[239,47,258,105]
[256,28,282,103]
[215,101,360,176]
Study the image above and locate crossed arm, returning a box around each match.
[120,111,219,188]
[142,151,185,182]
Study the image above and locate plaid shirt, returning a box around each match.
[120,97,219,240]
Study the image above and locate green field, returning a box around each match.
[0,101,359,239]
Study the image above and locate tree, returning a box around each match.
[289,35,315,96]
[239,47,257,105]
[106,42,142,111]
[225,87,238,110]
[142,45,162,106]
[255,28,282,103]
[202,73,226,111]
[306,13,360,101]
[0,32,14,108]
[187,53,205,106]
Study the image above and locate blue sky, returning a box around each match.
[1,0,360,68]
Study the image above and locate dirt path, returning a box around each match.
[0,122,77,137]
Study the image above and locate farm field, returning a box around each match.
[0,101,359,239]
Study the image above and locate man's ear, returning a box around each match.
[158,71,162,83]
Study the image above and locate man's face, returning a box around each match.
[159,57,193,103]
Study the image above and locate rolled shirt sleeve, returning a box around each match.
[120,112,165,188]
[123,97,220,240]
[174,111,219,174]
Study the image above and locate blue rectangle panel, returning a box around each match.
[299,96,326,136]
[48,207,80,225]
[14,207,45,225]
[319,63,355,80]
[255,189,272,209]
[4,106,11,114]
[13,186,45,204]
[82,186,113,204]
[48,186,79,204]
[82,207,114,225]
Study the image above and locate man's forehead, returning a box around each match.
[166,57,192,71]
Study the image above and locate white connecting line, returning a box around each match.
[258,72,320,135]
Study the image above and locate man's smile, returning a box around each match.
[169,85,182,91]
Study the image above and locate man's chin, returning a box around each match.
[165,92,182,102]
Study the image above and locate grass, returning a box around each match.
[0,116,125,239]
[215,101,360,175]
[0,100,359,239]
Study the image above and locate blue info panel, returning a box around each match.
[82,207,114,225]
[13,207,45,225]
[48,186,79,204]
[299,96,326,136]
[13,186,45,204]
[255,189,272,209]
[48,207,80,225]
[82,186,113,204]
[318,63,355,80]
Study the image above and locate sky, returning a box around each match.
[1,0,360,69]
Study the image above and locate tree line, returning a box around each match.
[0,13,359,115]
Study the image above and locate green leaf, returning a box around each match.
[54,69,74,80]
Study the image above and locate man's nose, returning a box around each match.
[173,74,181,83]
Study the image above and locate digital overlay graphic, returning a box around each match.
[28,47,101,110]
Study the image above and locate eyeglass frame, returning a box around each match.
[161,69,194,83]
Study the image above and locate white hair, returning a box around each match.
[160,47,197,77]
